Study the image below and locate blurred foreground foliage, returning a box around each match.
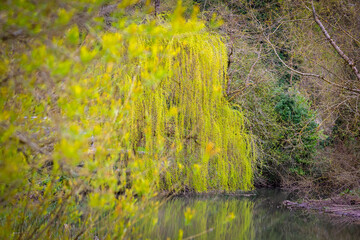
[0,0,254,239]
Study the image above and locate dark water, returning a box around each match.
[134,189,360,240]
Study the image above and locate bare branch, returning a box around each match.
[245,45,262,86]
[16,131,50,155]
[264,36,360,95]
[227,84,254,102]
[311,1,360,82]
[0,123,51,156]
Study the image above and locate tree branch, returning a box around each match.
[264,36,360,95]
[245,45,262,86]
[311,1,360,82]
[0,123,50,156]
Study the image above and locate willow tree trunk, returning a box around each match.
[155,0,160,16]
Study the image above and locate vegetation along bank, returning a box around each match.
[0,0,359,239]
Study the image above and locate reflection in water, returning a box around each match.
[134,196,254,239]
[133,190,360,240]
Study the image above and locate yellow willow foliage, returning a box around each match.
[0,1,252,238]
[123,33,255,192]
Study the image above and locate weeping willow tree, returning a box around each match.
[0,1,254,238]
[125,32,255,192]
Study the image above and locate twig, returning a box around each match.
[15,131,50,155]
[310,1,360,82]
[227,84,254,102]
[183,228,214,240]
[29,194,70,240]
[245,45,262,86]
[264,36,360,95]
[0,123,50,155]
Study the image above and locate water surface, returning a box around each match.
[134,189,360,240]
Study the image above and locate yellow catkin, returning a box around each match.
[124,32,255,192]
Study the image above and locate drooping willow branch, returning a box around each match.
[126,33,255,191]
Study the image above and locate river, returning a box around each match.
[133,189,360,239]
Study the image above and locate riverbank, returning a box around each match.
[283,194,360,223]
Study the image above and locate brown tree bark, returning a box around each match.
[155,0,160,17]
